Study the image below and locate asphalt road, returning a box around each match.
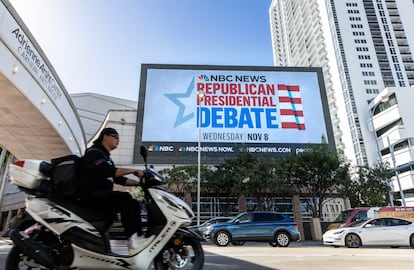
[202,241,414,270]
[2,238,414,269]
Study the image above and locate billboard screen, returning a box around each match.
[134,64,334,164]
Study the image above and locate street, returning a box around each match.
[2,238,414,269]
[202,241,414,269]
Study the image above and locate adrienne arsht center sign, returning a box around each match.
[134,64,334,164]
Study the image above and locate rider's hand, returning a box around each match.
[133,170,144,178]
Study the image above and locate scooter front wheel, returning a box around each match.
[154,236,204,270]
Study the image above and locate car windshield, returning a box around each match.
[347,219,366,227]
[333,210,354,222]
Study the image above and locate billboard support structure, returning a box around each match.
[197,90,205,226]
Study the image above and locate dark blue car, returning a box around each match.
[204,211,301,247]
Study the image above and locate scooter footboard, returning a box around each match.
[70,244,133,269]
[61,226,111,254]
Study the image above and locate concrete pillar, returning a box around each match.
[238,195,246,212]
[184,192,192,207]
[292,195,304,240]
[3,210,13,232]
[0,147,7,231]
[0,148,9,211]
[344,197,352,209]
[0,211,3,232]
[310,217,322,240]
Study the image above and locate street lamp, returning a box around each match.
[387,137,414,207]
[197,90,205,226]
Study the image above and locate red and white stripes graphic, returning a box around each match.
[278,84,305,130]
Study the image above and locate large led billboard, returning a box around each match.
[134,64,334,164]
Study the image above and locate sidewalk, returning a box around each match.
[201,239,324,248]
[294,240,324,246]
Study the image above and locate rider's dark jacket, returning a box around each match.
[80,143,128,197]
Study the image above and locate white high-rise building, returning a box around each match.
[324,0,414,166]
[270,0,414,167]
[269,0,349,161]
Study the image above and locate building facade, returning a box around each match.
[325,0,414,166]
[0,0,85,230]
[269,0,414,205]
[269,0,348,161]
[71,93,138,141]
[370,87,414,206]
[270,0,414,167]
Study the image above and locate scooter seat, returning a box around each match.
[49,198,115,234]
[41,197,115,253]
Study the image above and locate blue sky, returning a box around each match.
[9,0,274,101]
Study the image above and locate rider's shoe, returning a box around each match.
[128,234,155,255]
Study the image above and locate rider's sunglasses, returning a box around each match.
[107,134,119,140]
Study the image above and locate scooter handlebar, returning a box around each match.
[140,168,166,187]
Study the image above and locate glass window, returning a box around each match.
[398,219,411,226]
[238,213,253,223]
[272,213,285,221]
[255,213,271,222]
[352,210,367,222]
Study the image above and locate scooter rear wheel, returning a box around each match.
[153,236,204,270]
[5,246,49,270]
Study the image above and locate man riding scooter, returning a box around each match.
[79,127,155,255]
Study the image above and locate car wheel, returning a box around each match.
[231,241,245,246]
[268,241,278,247]
[410,234,414,248]
[275,231,290,247]
[215,231,231,246]
[345,233,361,248]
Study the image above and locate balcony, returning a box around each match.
[392,171,414,192]
[373,105,400,130]
[378,125,409,156]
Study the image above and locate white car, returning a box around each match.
[323,217,414,248]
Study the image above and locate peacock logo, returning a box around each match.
[197,74,209,82]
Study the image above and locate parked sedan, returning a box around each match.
[188,217,232,238]
[323,217,414,248]
[204,211,300,247]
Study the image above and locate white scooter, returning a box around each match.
[5,146,204,269]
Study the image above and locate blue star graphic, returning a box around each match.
[165,78,195,127]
